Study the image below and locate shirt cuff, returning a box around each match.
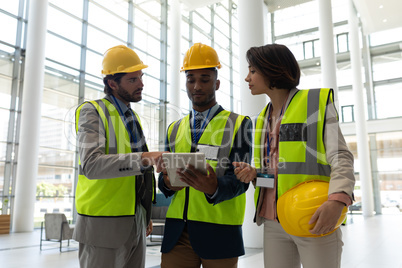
[206,187,219,200]
[328,192,353,206]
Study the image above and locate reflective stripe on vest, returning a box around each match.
[166,110,246,225]
[253,88,333,207]
[75,99,142,217]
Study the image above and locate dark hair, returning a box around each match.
[185,67,218,78]
[103,73,127,95]
[246,44,300,90]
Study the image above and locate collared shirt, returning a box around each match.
[190,103,220,129]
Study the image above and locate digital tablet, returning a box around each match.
[162,152,207,187]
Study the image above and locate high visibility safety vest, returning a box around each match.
[166,110,246,225]
[75,99,152,217]
[253,88,334,208]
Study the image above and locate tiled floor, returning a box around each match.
[0,213,401,268]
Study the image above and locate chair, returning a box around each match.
[40,213,76,252]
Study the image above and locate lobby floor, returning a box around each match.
[0,213,401,268]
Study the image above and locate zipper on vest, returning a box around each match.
[183,187,190,221]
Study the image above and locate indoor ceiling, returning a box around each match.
[181,0,402,35]
[352,0,402,34]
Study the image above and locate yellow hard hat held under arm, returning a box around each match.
[277,180,347,237]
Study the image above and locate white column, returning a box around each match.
[238,0,266,249]
[13,0,48,232]
[317,0,339,107]
[348,0,374,217]
[168,0,182,122]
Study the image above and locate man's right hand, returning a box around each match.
[141,152,168,173]
[233,162,257,183]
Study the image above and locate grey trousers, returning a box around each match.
[263,220,343,268]
[79,205,147,268]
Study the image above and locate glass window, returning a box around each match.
[337,33,349,53]
[45,34,81,70]
[86,49,104,78]
[133,28,161,59]
[88,2,127,41]
[374,83,402,119]
[49,0,83,18]
[47,6,82,43]
[94,0,128,17]
[0,77,12,109]
[341,105,354,122]
[372,52,402,81]
[87,26,122,54]
[193,12,211,35]
[0,13,18,46]
[370,27,402,47]
[193,29,210,44]
[84,84,104,101]
[214,16,229,37]
[214,31,229,51]
[303,41,314,59]
[274,1,318,36]
[0,109,10,142]
[142,75,161,101]
[40,117,75,151]
[1,1,20,15]
[136,0,161,19]
[43,71,80,96]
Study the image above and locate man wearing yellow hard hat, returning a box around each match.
[74,45,166,268]
[158,43,252,267]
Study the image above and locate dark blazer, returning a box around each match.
[158,106,252,259]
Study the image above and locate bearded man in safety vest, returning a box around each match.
[74,45,166,268]
[158,43,252,268]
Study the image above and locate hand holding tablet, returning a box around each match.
[162,153,207,187]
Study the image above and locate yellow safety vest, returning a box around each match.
[253,88,334,208]
[75,99,153,216]
[166,110,246,225]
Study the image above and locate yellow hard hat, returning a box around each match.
[277,180,347,237]
[181,43,222,72]
[101,45,148,76]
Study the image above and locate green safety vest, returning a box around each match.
[75,99,152,217]
[166,110,246,225]
[253,88,334,208]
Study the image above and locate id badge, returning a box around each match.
[256,173,275,188]
[197,144,219,161]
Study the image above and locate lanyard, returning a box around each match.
[193,107,212,144]
[266,95,288,164]
[111,95,138,145]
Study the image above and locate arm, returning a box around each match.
[309,100,355,235]
[158,128,182,197]
[77,102,145,179]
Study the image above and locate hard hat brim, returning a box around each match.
[180,63,222,72]
[102,64,148,76]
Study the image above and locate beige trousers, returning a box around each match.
[78,205,147,268]
[263,220,343,268]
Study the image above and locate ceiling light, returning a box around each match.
[383,19,387,23]
[379,5,383,8]
[277,5,281,9]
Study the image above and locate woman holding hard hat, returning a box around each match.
[233,44,355,268]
